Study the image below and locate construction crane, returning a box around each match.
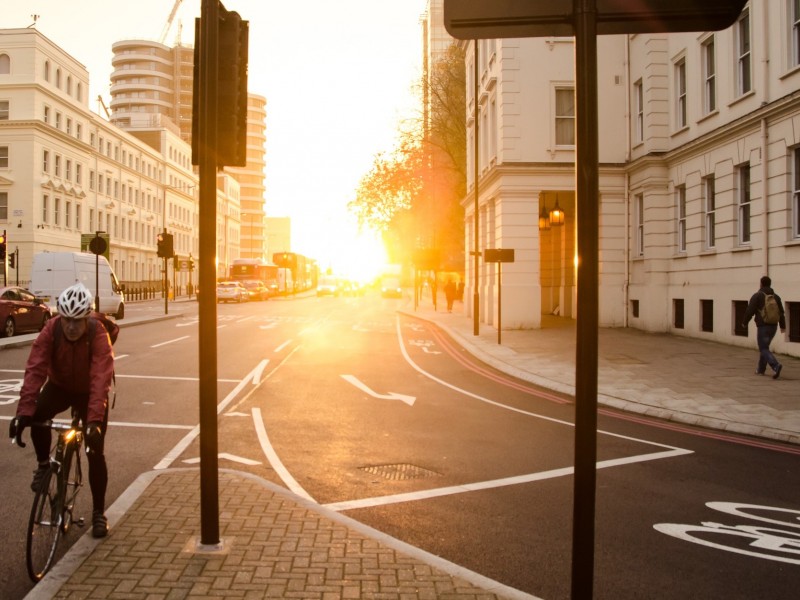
[158,0,184,45]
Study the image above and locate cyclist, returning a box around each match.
[8,282,115,538]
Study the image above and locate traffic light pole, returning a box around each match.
[196,0,221,547]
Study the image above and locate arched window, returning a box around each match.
[67,76,72,95]
[0,54,10,75]
[56,68,61,88]
[44,60,50,81]
[76,82,82,102]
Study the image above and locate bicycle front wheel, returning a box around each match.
[26,468,61,582]
[60,442,83,533]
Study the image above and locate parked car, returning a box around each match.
[0,286,52,337]
[240,280,269,301]
[216,281,248,303]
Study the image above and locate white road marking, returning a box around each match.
[115,374,240,383]
[252,407,315,502]
[114,354,129,360]
[323,447,692,512]
[150,336,190,348]
[153,360,269,470]
[274,339,291,353]
[182,453,261,466]
[340,374,416,406]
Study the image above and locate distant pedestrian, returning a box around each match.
[444,279,457,312]
[742,275,786,379]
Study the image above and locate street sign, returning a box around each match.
[81,232,110,261]
[483,248,515,263]
[444,0,749,38]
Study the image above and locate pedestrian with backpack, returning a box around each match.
[8,282,118,538]
[742,275,786,379]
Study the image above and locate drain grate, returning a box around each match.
[360,463,442,481]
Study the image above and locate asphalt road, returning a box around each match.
[1,293,798,599]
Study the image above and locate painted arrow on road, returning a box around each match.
[340,374,416,406]
[182,453,261,466]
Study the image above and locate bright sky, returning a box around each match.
[7,0,426,275]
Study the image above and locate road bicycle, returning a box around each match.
[16,413,85,581]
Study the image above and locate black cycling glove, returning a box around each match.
[9,415,31,443]
[85,422,103,454]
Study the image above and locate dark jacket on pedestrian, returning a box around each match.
[743,285,786,329]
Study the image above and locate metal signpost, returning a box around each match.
[443,1,747,597]
[483,248,515,344]
[88,231,108,313]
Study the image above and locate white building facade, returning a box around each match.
[463,1,799,358]
[0,28,240,297]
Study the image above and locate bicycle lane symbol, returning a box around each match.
[0,379,24,405]
[654,502,800,565]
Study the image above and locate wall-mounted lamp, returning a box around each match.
[538,196,551,231]
[549,194,565,226]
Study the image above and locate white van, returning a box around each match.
[30,252,126,319]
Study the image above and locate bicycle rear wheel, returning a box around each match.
[26,468,62,582]
[60,442,83,532]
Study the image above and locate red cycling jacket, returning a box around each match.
[18,316,115,424]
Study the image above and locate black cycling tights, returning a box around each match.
[31,382,109,513]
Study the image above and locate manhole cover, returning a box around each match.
[360,463,441,480]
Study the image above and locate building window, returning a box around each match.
[0,146,7,169]
[788,302,800,343]
[54,155,61,178]
[737,8,752,96]
[42,195,48,223]
[737,164,751,245]
[636,193,645,256]
[54,198,60,226]
[65,201,71,229]
[793,0,800,68]
[702,36,716,114]
[0,100,8,120]
[0,192,7,220]
[733,300,748,337]
[677,185,687,253]
[555,87,575,146]
[673,299,684,329]
[66,118,72,135]
[0,54,9,75]
[631,299,640,319]
[55,112,61,129]
[65,159,71,182]
[675,58,687,128]
[76,122,82,141]
[634,80,644,143]
[76,163,82,185]
[704,176,716,249]
[89,170,95,191]
[793,147,800,239]
[701,299,714,332]
[76,203,81,231]
[43,105,49,124]
[98,174,103,195]
[89,208,94,231]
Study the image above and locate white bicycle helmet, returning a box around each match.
[57,282,94,319]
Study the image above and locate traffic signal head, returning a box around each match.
[157,232,174,258]
[0,233,6,260]
[216,8,249,167]
[8,253,15,269]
